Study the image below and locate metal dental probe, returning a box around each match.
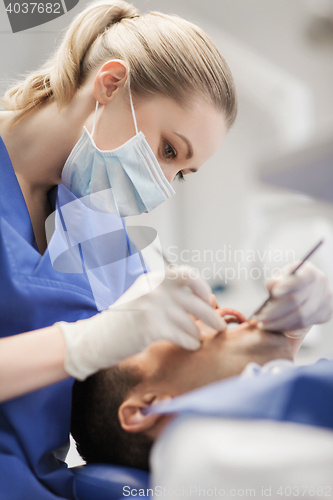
[248,239,324,321]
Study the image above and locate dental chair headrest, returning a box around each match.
[72,463,149,500]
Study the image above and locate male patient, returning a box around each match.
[70,300,333,478]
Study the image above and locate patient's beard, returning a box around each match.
[237,329,293,366]
[208,328,293,380]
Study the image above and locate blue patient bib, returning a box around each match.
[0,137,144,499]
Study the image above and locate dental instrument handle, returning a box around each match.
[289,239,324,275]
[248,239,324,320]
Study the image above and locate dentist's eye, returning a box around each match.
[176,170,185,182]
[163,142,177,160]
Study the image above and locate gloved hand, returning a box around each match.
[57,265,227,380]
[257,261,333,338]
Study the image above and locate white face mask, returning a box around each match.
[61,85,175,216]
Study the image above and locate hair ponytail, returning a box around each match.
[2,0,237,129]
[1,1,139,125]
[51,1,139,104]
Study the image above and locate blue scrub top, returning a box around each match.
[0,137,144,499]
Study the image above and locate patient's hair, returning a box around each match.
[71,366,153,471]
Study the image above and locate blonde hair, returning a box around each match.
[2,0,237,127]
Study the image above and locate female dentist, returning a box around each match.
[0,1,331,499]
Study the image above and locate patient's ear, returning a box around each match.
[118,392,171,434]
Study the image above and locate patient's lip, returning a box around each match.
[219,308,247,324]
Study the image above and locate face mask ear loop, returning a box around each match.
[128,83,139,136]
[91,101,99,138]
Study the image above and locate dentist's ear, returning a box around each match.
[93,59,129,103]
[118,393,171,434]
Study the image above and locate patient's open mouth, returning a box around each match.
[225,316,241,324]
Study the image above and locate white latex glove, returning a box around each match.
[57,265,227,380]
[257,261,333,338]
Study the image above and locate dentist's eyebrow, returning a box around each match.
[174,132,194,161]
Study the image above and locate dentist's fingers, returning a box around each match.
[266,262,318,298]
[261,261,333,333]
[258,301,308,332]
[161,300,202,341]
[174,288,227,331]
[257,283,315,324]
[166,265,212,304]
[60,264,224,381]
[160,321,201,350]
[258,290,331,332]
